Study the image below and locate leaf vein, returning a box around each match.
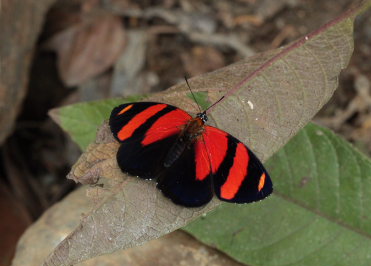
[302,129,320,209]
[302,44,328,109]
[274,191,371,239]
[261,73,283,124]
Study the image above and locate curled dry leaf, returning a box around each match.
[66,122,121,185]
[12,187,242,266]
[13,2,367,265]
[46,13,125,87]
[0,0,57,144]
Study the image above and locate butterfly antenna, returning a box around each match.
[205,96,225,113]
[185,76,202,113]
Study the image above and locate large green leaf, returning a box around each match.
[184,123,371,265]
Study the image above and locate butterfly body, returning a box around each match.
[109,102,272,207]
[164,114,207,166]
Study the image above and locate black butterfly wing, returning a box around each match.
[109,102,192,179]
[201,126,273,203]
[110,102,272,207]
[156,141,213,207]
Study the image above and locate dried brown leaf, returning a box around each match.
[46,13,125,86]
[12,188,242,266]
[0,0,57,144]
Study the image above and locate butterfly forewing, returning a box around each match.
[110,102,191,179]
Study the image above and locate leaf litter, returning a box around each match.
[39,3,369,265]
[45,10,126,87]
[9,1,371,265]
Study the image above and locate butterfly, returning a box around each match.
[109,101,273,207]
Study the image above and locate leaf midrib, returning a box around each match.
[273,191,371,240]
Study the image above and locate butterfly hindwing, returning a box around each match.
[157,143,213,207]
[109,102,191,179]
[202,126,273,203]
[156,125,272,207]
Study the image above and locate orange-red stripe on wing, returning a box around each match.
[195,126,228,181]
[141,109,191,146]
[117,104,133,115]
[195,138,211,181]
[203,127,229,174]
[220,143,249,200]
[258,173,266,192]
[117,104,167,141]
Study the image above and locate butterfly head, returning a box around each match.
[196,111,208,123]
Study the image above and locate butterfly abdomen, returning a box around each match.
[164,138,187,167]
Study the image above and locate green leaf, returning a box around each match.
[186,91,211,111]
[184,123,371,265]
[50,95,144,150]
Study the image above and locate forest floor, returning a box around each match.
[1,0,370,265]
